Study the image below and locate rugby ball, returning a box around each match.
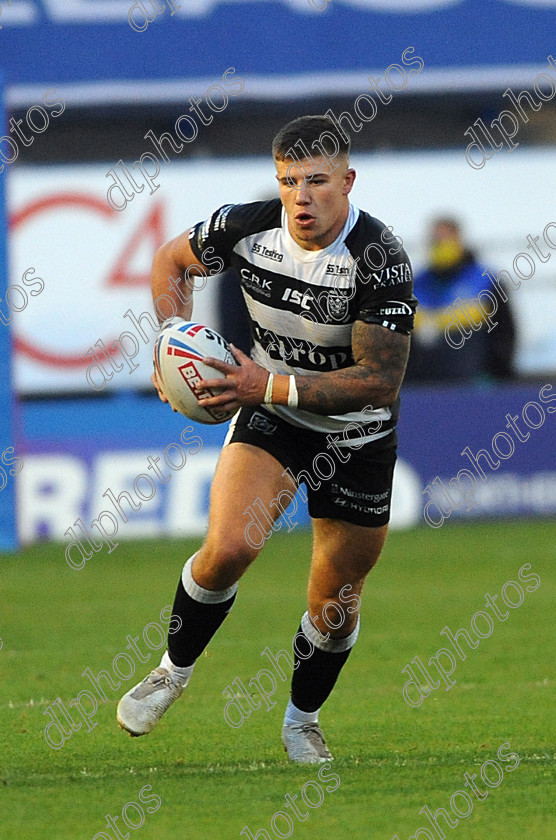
[154,319,238,424]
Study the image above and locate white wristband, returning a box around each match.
[263,373,274,404]
[287,375,298,409]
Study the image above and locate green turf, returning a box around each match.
[1,520,554,839]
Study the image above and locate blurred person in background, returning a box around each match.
[405,217,516,383]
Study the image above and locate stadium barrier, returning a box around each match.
[13,381,556,549]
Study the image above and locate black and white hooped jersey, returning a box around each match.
[189,199,417,443]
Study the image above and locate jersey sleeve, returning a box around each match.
[348,216,418,335]
[188,200,282,270]
[188,204,244,268]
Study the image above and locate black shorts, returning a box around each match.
[226,406,397,528]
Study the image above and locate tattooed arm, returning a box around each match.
[198,320,410,416]
[294,321,410,414]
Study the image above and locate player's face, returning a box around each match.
[275,155,356,251]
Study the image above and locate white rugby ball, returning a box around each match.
[154,319,238,424]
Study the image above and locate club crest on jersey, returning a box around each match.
[247,410,278,435]
[326,290,350,322]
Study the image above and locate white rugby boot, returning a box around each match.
[117,667,184,736]
[282,722,334,764]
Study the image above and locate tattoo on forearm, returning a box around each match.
[295,322,410,415]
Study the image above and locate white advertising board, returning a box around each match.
[6,148,556,394]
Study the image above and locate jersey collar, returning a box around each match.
[282,202,360,261]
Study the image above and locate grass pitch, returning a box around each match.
[1,520,554,840]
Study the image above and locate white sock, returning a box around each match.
[284,698,319,726]
[160,650,195,687]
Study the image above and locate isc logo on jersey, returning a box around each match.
[282,288,312,309]
[282,287,351,323]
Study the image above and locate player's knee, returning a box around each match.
[307,596,354,638]
[216,538,258,568]
[198,538,258,586]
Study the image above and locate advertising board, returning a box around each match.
[7,150,556,394]
[16,383,556,550]
[1,1,556,105]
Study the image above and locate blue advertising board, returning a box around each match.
[0,75,18,552]
[1,1,556,105]
[16,382,556,556]
[398,382,556,527]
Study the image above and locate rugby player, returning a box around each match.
[117,114,417,763]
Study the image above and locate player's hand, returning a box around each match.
[151,369,178,412]
[198,344,269,412]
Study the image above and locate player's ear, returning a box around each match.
[343,168,356,194]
